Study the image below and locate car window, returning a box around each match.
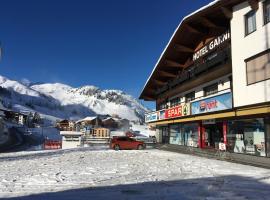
[118,137,127,141]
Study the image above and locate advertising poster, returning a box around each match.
[145,112,158,123]
[191,92,232,115]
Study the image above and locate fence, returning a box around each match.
[44,140,62,150]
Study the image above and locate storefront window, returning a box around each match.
[227,118,266,157]
[169,123,199,147]
[169,124,181,145]
[182,123,199,148]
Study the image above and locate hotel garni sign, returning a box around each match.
[193,31,230,62]
[145,103,190,123]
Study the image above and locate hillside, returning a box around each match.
[0,75,148,123]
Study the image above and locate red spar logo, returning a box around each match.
[165,106,182,119]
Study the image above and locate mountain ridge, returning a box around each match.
[0,75,149,123]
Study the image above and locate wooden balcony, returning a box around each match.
[156,46,231,98]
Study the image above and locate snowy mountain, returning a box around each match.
[0,75,149,122]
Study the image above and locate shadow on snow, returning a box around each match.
[1,175,270,200]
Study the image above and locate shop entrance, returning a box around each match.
[202,122,223,149]
[161,127,169,144]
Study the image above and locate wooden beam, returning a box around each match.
[143,96,155,101]
[184,24,202,34]
[200,17,224,29]
[159,70,177,78]
[165,59,185,68]
[220,7,232,19]
[175,44,194,53]
[248,0,259,10]
[147,88,156,94]
[153,79,167,86]
[184,58,193,68]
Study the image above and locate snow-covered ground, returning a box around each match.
[0,149,269,200]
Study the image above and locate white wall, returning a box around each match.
[168,75,231,104]
[62,137,81,149]
[231,0,270,107]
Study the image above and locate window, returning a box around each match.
[159,102,167,110]
[169,124,182,145]
[118,137,128,141]
[182,123,199,147]
[227,118,266,157]
[204,83,218,96]
[264,0,270,24]
[246,50,270,85]
[185,91,195,103]
[245,10,256,35]
[170,97,180,108]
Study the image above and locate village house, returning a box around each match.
[56,119,75,131]
[102,117,118,129]
[76,116,102,128]
[91,127,110,138]
[1,109,27,125]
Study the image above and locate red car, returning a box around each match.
[110,136,146,150]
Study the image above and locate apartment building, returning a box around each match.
[140,0,270,162]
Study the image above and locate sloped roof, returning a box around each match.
[139,0,246,101]
[76,116,97,123]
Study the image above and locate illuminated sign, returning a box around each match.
[193,31,230,62]
[144,103,191,123]
[145,112,158,123]
[191,92,232,115]
[165,105,182,119]
[199,99,218,112]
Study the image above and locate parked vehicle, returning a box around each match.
[135,136,157,144]
[110,136,146,150]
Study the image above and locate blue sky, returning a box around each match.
[0,0,212,109]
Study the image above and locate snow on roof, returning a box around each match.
[140,0,221,98]
[60,131,84,136]
[76,116,97,123]
[102,117,113,121]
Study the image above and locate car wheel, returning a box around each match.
[114,145,120,151]
[137,144,143,150]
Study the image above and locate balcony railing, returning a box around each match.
[156,46,231,96]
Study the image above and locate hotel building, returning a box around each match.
[140,0,270,164]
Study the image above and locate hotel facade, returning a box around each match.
[140,0,270,163]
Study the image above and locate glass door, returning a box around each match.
[162,127,169,144]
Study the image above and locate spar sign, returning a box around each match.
[145,103,191,123]
[165,105,182,118]
[164,103,190,119]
